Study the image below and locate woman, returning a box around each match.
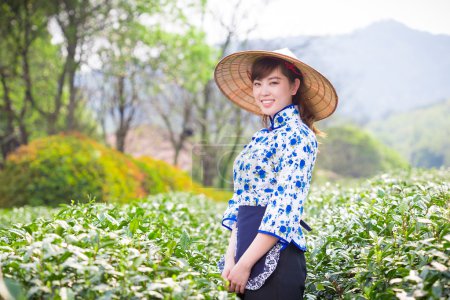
[214,48,338,299]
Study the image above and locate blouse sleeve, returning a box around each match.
[222,194,239,231]
[257,131,318,249]
[221,129,264,231]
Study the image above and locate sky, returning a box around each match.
[53,0,449,72]
[203,0,450,43]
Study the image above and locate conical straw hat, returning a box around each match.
[214,48,338,121]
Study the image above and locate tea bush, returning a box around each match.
[306,167,449,299]
[0,168,448,299]
[0,206,57,229]
[0,192,231,299]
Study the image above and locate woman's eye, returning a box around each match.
[253,82,261,87]
[270,81,279,85]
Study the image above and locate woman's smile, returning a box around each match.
[253,67,299,118]
[261,99,275,108]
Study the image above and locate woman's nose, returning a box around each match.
[261,83,270,95]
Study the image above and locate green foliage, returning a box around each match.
[306,167,449,299]
[0,2,98,138]
[0,193,231,299]
[135,156,194,194]
[317,124,410,178]
[366,98,450,168]
[0,168,448,299]
[0,206,57,229]
[154,26,219,93]
[135,155,233,202]
[0,132,231,207]
[0,132,144,207]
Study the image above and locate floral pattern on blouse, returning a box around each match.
[221,104,318,251]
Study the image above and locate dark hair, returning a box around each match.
[250,57,325,138]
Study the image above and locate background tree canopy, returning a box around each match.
[1,0,445,189]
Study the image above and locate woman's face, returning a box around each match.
[252,66,300,118]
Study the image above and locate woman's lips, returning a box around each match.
[261,99,275,108]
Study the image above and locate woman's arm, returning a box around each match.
[225,225,237,261]
[237,233,278,269]
[226,233,278,293]
[221,224,237,281]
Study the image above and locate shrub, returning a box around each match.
[135,156,233,202]
[0,132,231,208]
[135,156,195,193]
[0,132,144,207]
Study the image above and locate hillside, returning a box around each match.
[106,121,410,185]
[365,98,450,168]
[315,124,409,179]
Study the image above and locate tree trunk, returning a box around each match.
[219,107,243,189]
[66,40,79,131]
[0,70,21,163]
[200,80,214,186]
[17,121,29,146]
[115,75,131,153]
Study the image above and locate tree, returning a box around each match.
[144,27,218,166]
[0,0,56,165]
[46,0,113,133]
[94,15,147,152]
[89,0,208,154]
[193,0,266,188]
[316,124,409,178]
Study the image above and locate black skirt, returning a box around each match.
[237,243,307,300]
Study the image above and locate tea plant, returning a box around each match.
[0,193,232,299]
[0,168,449,299]
[0,206,57,229]
[306,168,449,299]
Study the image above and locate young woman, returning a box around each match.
[214,48,338,299]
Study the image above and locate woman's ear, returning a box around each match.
[291,78,301,95]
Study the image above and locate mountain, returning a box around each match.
[365,98,450,168]
[240,19,450,125]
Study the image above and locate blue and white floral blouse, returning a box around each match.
[221,103,318,251]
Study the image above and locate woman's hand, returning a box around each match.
[221,255,235,282]
[222,225,238,290]
[226,260,251,294]
[225,233,278,294]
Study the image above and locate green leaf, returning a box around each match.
[129,218,140,234]
[178,230,190,251]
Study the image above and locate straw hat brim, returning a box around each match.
[214,50,338,121]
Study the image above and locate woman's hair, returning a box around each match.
[250,57,326,138]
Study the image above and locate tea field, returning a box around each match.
[0,168,449,299]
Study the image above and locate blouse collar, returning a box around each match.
[269,104,301,130]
